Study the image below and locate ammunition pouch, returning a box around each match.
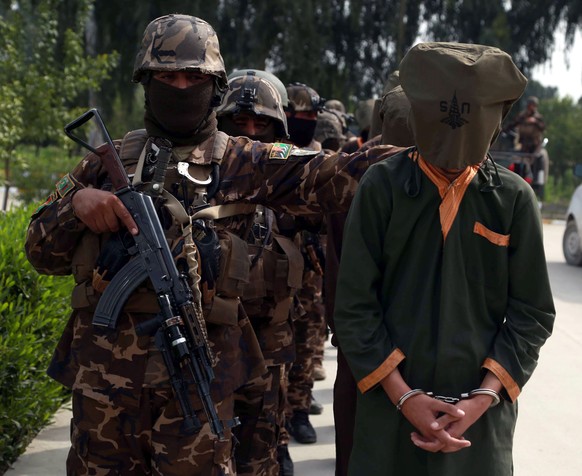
[205,295,240,327]
[205,230,249,328]
[242,234,304,323]
[215,230,249,298]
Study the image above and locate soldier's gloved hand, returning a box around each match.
[72,188,139,235]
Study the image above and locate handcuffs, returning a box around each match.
[396,388,502,411]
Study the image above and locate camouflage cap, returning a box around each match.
[286,83,323,113]
[229,69,289,107]
[314,110,344,144]
[216,71,288,138]
[400,42,527,168]
[133,14,227,88]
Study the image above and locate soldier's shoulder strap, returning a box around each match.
[119,129,148,164]
[212,130,229,164]
[120,129,229,165]
[192,131,256,221]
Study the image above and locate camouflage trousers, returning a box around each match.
[66,389,235,476]
[233,363,286,476]
[287,270,325,413]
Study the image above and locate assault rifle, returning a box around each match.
[65,108,233,439]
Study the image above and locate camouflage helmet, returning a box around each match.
[314,110,345,149]
[325,99,346,115]
[132,14,227,89]
[216,71,288,139]
[229,69,289,107]
[286,82,324,113]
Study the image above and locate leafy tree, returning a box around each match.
[0,17,25,211]
[0,0,118,210]
[424,1,582,78]
[540,96,582,185]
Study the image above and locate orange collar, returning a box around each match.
[416,155,479,241]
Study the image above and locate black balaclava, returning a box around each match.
[287,116,317,147]
[144,77,217,146]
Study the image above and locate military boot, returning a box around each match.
[288,410,317,444]
[309,396,324,415]
[277,444,294,476]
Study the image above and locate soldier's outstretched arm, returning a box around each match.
[219,137,406,215]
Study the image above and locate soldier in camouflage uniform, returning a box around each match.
[314,109,346,153]
[325,99,356,141]
[216,70,300,476]
[24,14,403,476]
[310,108,346,384]
[282,82,327,445]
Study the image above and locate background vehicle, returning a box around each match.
[563,164,582,266]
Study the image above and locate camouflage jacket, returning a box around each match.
[25,130,403,409]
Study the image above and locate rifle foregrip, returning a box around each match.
[94,143,132,192]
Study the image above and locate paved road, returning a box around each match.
[5,335,340,476]
[513,221,582,476]
[7,222,582,475]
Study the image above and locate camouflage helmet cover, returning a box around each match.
[229,69,289,107]
[324,99,346,115]
[133,14,227,88]
[314,110,345,143]
[216,72,288,138]
[286,82,323,113]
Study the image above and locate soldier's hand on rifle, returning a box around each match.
[72,188,139,236]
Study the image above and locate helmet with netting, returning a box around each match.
[132,14,227,89]
[216,71,288,138]
[286,82,324,113]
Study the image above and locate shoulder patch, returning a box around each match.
[269,143,293,160]
[55,174,76,198]
[33,191,58,215]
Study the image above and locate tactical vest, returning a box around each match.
[241,206,304,323]
[75,129,302,326]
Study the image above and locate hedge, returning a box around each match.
[0,205,73,474]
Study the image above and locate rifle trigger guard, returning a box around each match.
[177,162,212,185]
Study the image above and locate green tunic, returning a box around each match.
[334,150,555,476]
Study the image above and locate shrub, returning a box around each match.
[0,204,73,473]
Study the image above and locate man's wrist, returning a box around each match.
[460,388,502,408]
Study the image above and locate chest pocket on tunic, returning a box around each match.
[466,221,510,288]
